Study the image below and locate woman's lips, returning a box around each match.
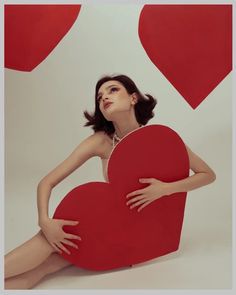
[104,102,113,109]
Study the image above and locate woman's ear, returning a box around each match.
[131,93,138,104]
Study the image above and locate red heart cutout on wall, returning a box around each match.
[53,125,189,270]
[5,5,81,71]
[138,5,232,109]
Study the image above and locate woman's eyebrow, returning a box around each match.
[97,85,118,97]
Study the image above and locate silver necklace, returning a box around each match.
[112,125,143,148]
[112,132,121,147]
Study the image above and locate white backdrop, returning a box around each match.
[4,4,232,289]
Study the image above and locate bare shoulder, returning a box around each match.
[88,130,110,146]
[84,131,113,158]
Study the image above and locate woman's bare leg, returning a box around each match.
[5,253,72,290]
[5,230,56,278]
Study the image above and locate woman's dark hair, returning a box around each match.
[83,74,157,136]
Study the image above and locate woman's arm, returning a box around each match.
[166,144,216,195]
[36,131,106,253]
[126,144,216,212]
[37,131,105,225]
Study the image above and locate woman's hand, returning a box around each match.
[126,178,171,212]
[39,218,82,255]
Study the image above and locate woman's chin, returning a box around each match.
[104,115,113,122]
[103,110,115,121]
[103,108,126,121]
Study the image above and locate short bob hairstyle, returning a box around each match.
[83,74,157,136]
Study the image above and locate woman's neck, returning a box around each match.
[113,120,141,139]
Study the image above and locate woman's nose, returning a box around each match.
[102,96,109,102]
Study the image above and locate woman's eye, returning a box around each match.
[110,87,118,92]
[97,87,118,102]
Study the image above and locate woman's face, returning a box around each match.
[97,80,137,121]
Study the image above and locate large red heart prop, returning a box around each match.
[138,5,232,109]
[5,5,81,71]
[53,125,189,270]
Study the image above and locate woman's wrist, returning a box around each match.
[38,216,50,227]
[164,182,176,196]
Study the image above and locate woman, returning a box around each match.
[4,74,216,289]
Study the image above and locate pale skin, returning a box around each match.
[4,80,216,289]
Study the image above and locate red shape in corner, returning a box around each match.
[5,5,81,71]
[53,125,190,271]
[138,5,232,109]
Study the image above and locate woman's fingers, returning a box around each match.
[126,195,145,205]
[62,220,79,226]
[130,198,147,209]
[56,242,71,255]
[65,233,82,241]
[62,239,79,249]
[137,200,152,212]
[51,243,62,254]
[126,190,142,198]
